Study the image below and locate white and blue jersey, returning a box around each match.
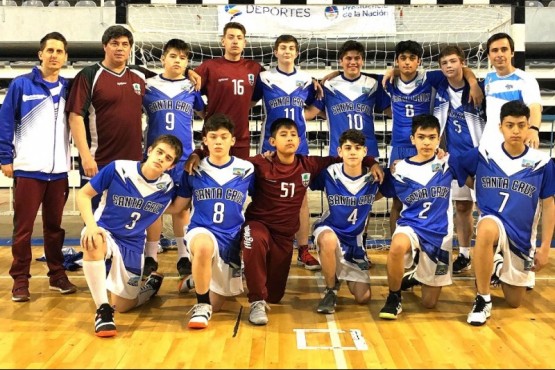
[91,160,175,274]
[313,73,390,157]
[311,163,395,262]
[253,67,315,155]
[450,144,555,255]
[482,69,542,147]
[386,70,444,148]
[143,74,205,161]
[433,80,486,157]
[393,155,454,264]
[177,156,254,267]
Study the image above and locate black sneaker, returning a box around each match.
[177,257,192,279]
[400,267,421,291]
[316,288,337,314]
[379,293,402,320]
[144,272,164,296]
[453,254,471,274]
[490,253,503,288]
[95,303,117,337]
[143,257,158,279]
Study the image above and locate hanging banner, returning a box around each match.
[217,5,397,37]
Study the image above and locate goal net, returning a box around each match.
[128,3,511,247]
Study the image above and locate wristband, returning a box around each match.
[529,126,539,132]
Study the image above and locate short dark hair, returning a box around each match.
[203,113,235,136]
[438,45,465,63]
[338,40,365,60]
[162,38,190,58]
[223,22,246,37]
[274,34,299,52]
[102,25,133,46]
[395,40,423,59]
[39,32,67,52]
[486,32,514,54]
[411,114,440,136]
[270,117,298,138]
[500,100,530,123]
[150,134,183,164]
[339,129,366,147]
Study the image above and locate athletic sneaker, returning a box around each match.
[453,254,472,274]
[467,295,492,326]
[176,257,192,279]
[379,293,402,320]
[297,247,321,271]
[95,303,117,337]
[316,288,337,314]
[12,284,30,302]
[187,303,212,329]
[49,277,77,295]
[249,300,270,325]
[400,267,421,291]
[142,257,158,279]
[178,275,195,294]
[490,252,503,288]
[143,272,164,296]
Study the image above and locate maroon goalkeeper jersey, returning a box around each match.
[195,57,264,150]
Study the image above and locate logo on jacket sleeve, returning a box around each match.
[301,172,311,187]
[133,83,142,95]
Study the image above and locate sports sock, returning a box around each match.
[83,260,109,308]
[145,241,159,260]
[459,247,471,259]
[176,238,189,259]
[196,291,210,305]
[478,293,491,302]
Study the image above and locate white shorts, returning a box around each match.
[81,227,143,300]
[451,180,475,202]
[479,215,535,287]
[393,225,453,287]
[185,227,243,296]
[313,226,371,284]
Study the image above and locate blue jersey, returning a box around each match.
[177,156,254,267]
[91,160,175,255]
[433,80,486,157]
[143,74,205,161]
[386,70,444,147]
[313,73,390,157]
[450,144,555,255]
[253,67,315,155]
[311,163,395,248]
[393,155,454,263]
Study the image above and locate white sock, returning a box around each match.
[145,241,159,260]
[83,260,109,308]
[459,247,471,258]
[177,238,189,259]
[478,293,491,302]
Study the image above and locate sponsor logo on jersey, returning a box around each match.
[233,167,246,176]
[296,80,304,87]
[218,78,229,82]
[117,82,127,86]
[242,225,253,249]
[362,87,370,94]
[431,163,442,172]
[301,172,311,187]
[324,5,339,20]
[505,84,513,90]
[522,159,535,168]
[22,94,47,102]
[127,276,141,287]
[133,83,141,95]
[248,74,255,86]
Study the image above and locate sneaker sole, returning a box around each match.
[248,319,268,326]
[296,260,322,271]
[379,312,399,320]
[95,330,117,338]
[316,308,335,314]
[12,296,30,302]
[49,286,77,294]
[453,265,472,274]
[188,322,208,329]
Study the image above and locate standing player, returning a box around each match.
[433,45,486,273]
[450,101,555,326]
[195,21,264,159]
[77,134,183,337]
[379,115,455,320]
[0,32,77,302]
[252,34,320,271]
[311,129,394,314]
[482,33,542,149]
[142,38,205,279]
[237,118,382,325]
[167,114,254,329]
[382,40,482,236]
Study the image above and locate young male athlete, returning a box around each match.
[142,38,205,280]
[311,129,394,314]
[450,101,555,326]
[167,114,254,329]
[77,134,183,337]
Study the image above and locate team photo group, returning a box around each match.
[0,18,553,339]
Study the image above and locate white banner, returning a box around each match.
[217,5,396,37]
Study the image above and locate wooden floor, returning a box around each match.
[1,247,555,369]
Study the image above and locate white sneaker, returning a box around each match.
[188,303,212,329]
[249,300,270,326]
[467,295,492,326]
[178,276,195,294]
